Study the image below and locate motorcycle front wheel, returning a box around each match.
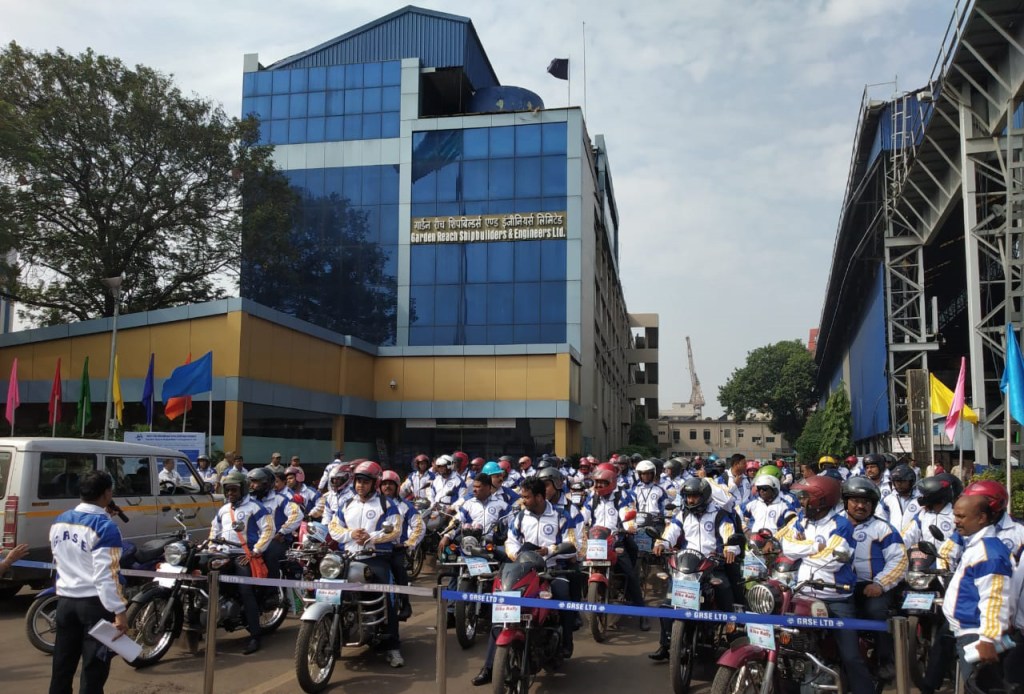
[587,581,608,643]
[907,616,931,690]
[260,588,288,634]
[24,592,59,654]
[455,577,479,649]
[408,545,425,579]
[492,641,528,694]
[126,596,180,668]
[709,662,769,694]
[670,620,699,694]
[294,612,338,693]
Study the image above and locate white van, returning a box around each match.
[0,437,222,596]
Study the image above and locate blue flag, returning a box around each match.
[1000,323,1024,425]
[141,354,155,426]
[162,351,213,399]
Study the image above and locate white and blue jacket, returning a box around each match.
[400,469,435,500]
[741,495,797,533]
[505,501,575,567]
[943,525,1013,643]
[995,512,1024,563]
[327,491,401,553]
[210,494,274,555]
[841,513,908,592]
[901,503,962,570]
[632,481,667,515]
[428,472,465,507]
[259,489,303,539]
[659,503,740,559]
[50,503,127,614]
[778,508,858,600]
[392,496,425,549]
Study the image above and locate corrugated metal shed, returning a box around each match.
[266,5,500,91]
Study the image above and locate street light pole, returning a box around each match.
[102,276,123,441]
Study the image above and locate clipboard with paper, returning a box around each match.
[89,619,142,663]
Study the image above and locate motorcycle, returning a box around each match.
[293,526,396,693]
[281,521,335,615]
[581,525,627,642]
[125,512,287,666]
[407,498,432,578]
[901,526,953,690]
[439,525,501,649]
[634,511,667,595]
[491,541,577,694]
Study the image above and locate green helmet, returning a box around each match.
[758,464,782,480]
[221,471,247,488]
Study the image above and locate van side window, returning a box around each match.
[0,450,12,496]
[105,456,151,495]
[38,452,98,499]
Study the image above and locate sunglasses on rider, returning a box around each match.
[594,480,611,488]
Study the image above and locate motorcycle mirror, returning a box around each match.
[778,513,795,528]
[918,541,939,557]
[623,509,637,522]
[832,548,852,563]
[644,527,661,540]
[231,521,245,532]
[552,541,576,556]
[583,479,595,489]
[928,524,945,542]
[421,481,431,488]
[726,533,745,547]
[382,523,395,535]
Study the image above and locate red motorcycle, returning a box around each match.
[582,523,628,642]
[491,542,576,694]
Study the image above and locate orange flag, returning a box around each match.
[164,353,193,421]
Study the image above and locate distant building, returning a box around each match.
[657,407,790,461]
[807,328,818,355]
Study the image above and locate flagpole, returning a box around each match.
[208,390,213,458]
[149,390,154,432]
[1007,325,1015,498]
[182,408,187,433]
[51,392,56,438]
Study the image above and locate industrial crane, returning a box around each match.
[686,336,705,418]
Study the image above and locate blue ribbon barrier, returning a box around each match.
[440,590,889,632]
[10,560,55,571]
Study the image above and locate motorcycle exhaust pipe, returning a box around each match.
[803,652,842,692]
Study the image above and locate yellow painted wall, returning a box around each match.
[372,354,569,402]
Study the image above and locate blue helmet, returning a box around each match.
[481,461,503,476]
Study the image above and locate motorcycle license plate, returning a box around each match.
[492,591,521,624]
[901,592,935,611]
[586,540,608,560]
[635,533,653,552]
[464,556,491,577]
[315,580,344,605]
[746,623,776,651]
[671,578,701,610]
[156,563,184,588]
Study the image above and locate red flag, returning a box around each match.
[48,358,62,426]
[5,359,19,427]
[945,356,968,443]
[164,353,193,421]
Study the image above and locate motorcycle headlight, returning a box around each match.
[164,542,187,566]
[746,583,779,615]
[320,553,343,579]
[907,572,932,590]
[461,535,481,554]
[771,569,795,587]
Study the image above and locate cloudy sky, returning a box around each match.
[2,0,955,415]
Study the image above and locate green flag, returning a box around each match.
[76,357,91,433]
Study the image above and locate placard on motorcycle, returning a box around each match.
[585,540,608,561]
[671,578,700,610]
[464,556,491,577]
[316,579,344,604]
[492,591,522,623]
[746,623,776,651]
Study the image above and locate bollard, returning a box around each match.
[203,570,220,694]
[435,587,447,694]
[891,616,911,694]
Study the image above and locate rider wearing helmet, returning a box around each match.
[428,455,466,508]
[285,466,320,514]
[841,455,861,480]
[659,459,686,501]
[314,463,355,525]
[962,480,1024,560]
[614,455,636,491]
[882,463,920,532]
[650,477,741,661]
[744,459,761,483]
[841,476,906,684]
[780,475,870,694]
[400,454,435,500]
[741,473,795,533]
[483,461,520,506]
[248,467,301,580]
[518,455,536,478]
[861,453,886,487]
[903,473,962,570]
[210,470,273,654]
[380,469,422,622]
[327,461,404,668]
[633,460,667,515]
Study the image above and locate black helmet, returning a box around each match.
[664,459,680,474]
[536,458,557,472]
[680,477,712,515]
[917,474,958,507]
[537,467,564,487]
[631,453,643,463]
[862,453,885,469]
[935,472,964,499]
[883,453,899,469]
[841,476,881,504]
[247,467,274,499]
[889,464,916,483]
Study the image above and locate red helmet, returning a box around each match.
[591,467,617,496]
[844,455,858,465]
[791,475,841,516]
[285,466,305,483]
[353,461,382,480]
[579,460,592,472]
[497,460,511,473]
[453,451,469,472]
[962,480,1009,516]
[470,457,485,471]
[518,456,532,469]
[380,470,401,485]
[413,454,430,466]
[745,460,760,473]
[595,462,617,475]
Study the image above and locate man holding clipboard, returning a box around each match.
[48,469,128,693]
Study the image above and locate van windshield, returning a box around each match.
[0,449,11,497]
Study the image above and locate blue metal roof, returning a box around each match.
[266,5,500,90]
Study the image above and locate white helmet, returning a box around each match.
[636,460,657,475]
[752,474,780,493]
[435,454,453,468]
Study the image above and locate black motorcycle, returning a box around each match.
[902,526,953,690]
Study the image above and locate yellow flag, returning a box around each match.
[113,355,124,424]
[929,373,978,424]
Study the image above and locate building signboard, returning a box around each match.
[411,211,567,244]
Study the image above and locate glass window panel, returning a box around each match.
[433,325,457,345]
[487,284,514,324]
[466,286,487,324]
[463,129,488,159]
[380,204,398,244]
[514,282,540,323]
[343,114,362,140]
[487,199,516,215]
[345,89,363,114]
[243,72,256,96]
[253,95,271,119]
[308,92,326,117]
[255,71,273,95]
[436,202,460,216]
[289,93,307,118]
[327,65,346,89]
[381,166,399,202]
[514,324,540,344]
[412,132,427,151]
[487,242,514,283]
[362,113,381,139]
[538,324,566,343]
[288,119,306,144]
[360,205,380,244]
[514,241,541,282]
[242,96,256,117]
[411,169,436,203]
[286,170,306,189]
[515,157,541,198]
[258,120,272,145]
[540,240,566,280]
[409,326,433,346]
[381,112,400,138]
[515,124,542,156]
[487,325,514,344]
[271,94,289,119]
[437,162,459,203]
[382,61,401,86]
[434,285,459,325]
[363,62,382,87]
[516,198,541,212]
[345,64,364,88]
[381,244,397,282]
[410,245,435,285]
[489,126,514,157]
[540,281,566,323]
[270,120,288,144]
[541,156,567,196]
[290,68,308,92]
[464,200,488,215]
[411,202,436,216]
[363,87,382,113]
[540,197,565,212]
[462,160,488,201]
[305,169,325,197]
[328,91,345,115]
[325,116,343,141]
[542,122,568,154]
[325,168,344,196]
[382,86,401,111]
[309,66,327,90]
[435,244,461,283]
[272,70,290,94]
[464,326,487,344]
[466,244,487,283]
[342,168,362,203]
[488,159,514,199]
[361,167,380,205]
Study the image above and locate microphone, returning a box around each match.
[107,502,129,524]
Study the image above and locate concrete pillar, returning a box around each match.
[333,415,346,455]
[223,401,243,454]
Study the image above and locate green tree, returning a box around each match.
[794,409,824,464]
[718,340,816,443]
[818,383,853,459]
[625,418,660,458]
[0,42,294,324]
